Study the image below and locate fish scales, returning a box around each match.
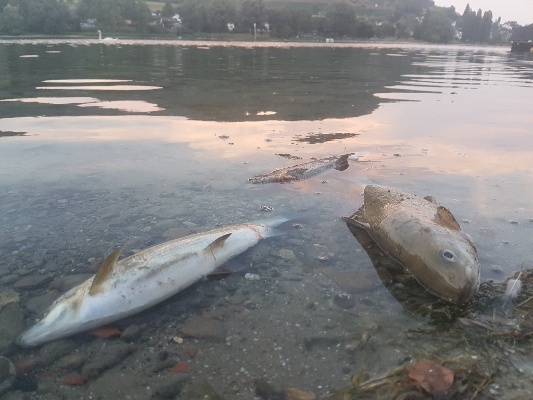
[18,218,287,347]
[345,185,480,305]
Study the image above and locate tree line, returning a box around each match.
[0,0,523,44]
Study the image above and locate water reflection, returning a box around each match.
[0,41,532,399]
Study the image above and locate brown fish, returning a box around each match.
[344,185,480,305]
[249,154,351,183]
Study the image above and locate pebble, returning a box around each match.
[0,356,16,395]
[0,289,20,308]
[154,374,189,398]
[0,303,24,353]
[244,273,261,281]
[81,343,136,380]
[120,324,143,342]
[13,274,51,290]
[180,312,226,341]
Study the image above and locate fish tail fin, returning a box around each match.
[334,154,350,171]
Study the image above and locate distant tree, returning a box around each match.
[121,0,151,30]
[354,18,375,38]
[375,21,396,38]
[268,8,292,38]
[14,0,72,34]
[392,0,434,22]
[460,4,492,43]
[324,1,357,37]
[209,0,238,32]
[240,0,265,32]
[78,0,123,27]
[0,4,24,34]
[414,7,454,43]
[177,0,209,32]
[161,2,175,18]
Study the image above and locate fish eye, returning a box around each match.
[441,250,455,262]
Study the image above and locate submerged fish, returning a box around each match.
[249,154,351,183]
[18,216,291,347]
[344,185,480,305]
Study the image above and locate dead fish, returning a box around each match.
[249,154,351,183]
[18,216,292,347]
[344,185,480,305]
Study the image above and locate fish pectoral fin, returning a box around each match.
[334,154,350,171]
[342,214,370,230]
[89,248,122,295]
[435,206,461,231]
[204,233,232,258]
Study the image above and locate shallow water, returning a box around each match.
[0,40,532,399]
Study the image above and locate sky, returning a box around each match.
[435,0,533,25]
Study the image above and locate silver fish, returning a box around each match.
[249,154,350,183]
[344,185,480,305]
[18,216,291,347]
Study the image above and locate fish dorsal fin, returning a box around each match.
[204,233,232,256]
[89,248,122,295]
[435,206,461,231]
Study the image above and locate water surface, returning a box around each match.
[0,40,532,399]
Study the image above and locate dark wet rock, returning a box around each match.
[254,378,287,400]
[333,293,357,309]
[56,353,88,370]
[37,340,76,365]
[153,374,189,398]
[13,275,51,290]
[180,312,226,341]
[81,343,136,380]
[49,273,92,292]
[25,292,57,315]
[0,303,24,353]
[11,373,37,392]
[0,356,16,395]
[322,268,382,294]
[181,380,225,400]
[120,324,143,343]
[0,274,20,285]
[152,359,179,373]
[0,289,20,308]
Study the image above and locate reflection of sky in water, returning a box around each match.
[1,42,533,398]
[1,43,532,281]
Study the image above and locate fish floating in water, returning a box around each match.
[344,185,480,305]
[249,154,351,184]
[18,216,292,347]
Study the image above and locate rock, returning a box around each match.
[333,293,356,309]
[56,353,88,370]
[278,249,296,260]
[25,292,57,315]
[49,273,93,292]
[0,303,24,353]
[120,324,143,342]
[13,275,51,290]
[180,312,226,341]
[37,340,76,365]
[286,388,316,400]
[81,343,136,380]
[0,356,16,395]
[322,268,381,294]
[154,374,189,398]
[0,274,20,285]
[0,289,20,308]
[182,380,225,400]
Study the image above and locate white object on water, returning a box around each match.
[244,273,261,281]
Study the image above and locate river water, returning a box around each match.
[0,39,532,399]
